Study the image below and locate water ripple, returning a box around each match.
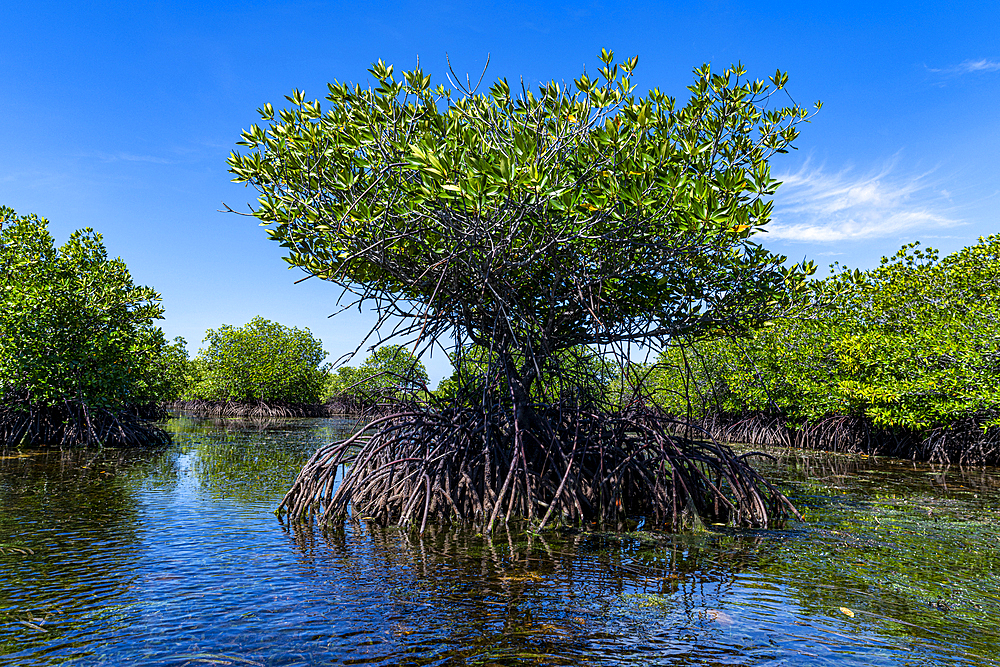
[1,419,998,665]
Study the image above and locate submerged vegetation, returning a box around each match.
[0,207,173,447]
[232,51,820,531]
[651,235,1000,465]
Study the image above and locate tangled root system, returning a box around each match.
[280,403,799,533]
[0,396,170,448]
[165,399,336,419]
[695,411,1000,466]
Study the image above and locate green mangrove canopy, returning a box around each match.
[0,206,172,446]
[237,53,819,531]
[228,52,818,391]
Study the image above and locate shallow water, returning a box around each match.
[1,416,998,666]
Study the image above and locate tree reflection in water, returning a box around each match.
[0,418,997,666]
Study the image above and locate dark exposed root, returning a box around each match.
[691,411,1000,466]
[164,399,333,419]
[923,418,1000,466]
[0,395,171,448]
[693,413,914,456]
[163,397,394,420]
[320,396,382,417]
[279,404,799,533]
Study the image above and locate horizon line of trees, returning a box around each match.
[0,205,433,443]
[166,326,430,408]
[7,202,999,463]
[645,233,1000,465]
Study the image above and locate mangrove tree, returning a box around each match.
[229,52,820,531]
[0,207,172,447]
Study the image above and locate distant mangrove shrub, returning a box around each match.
[152,336,199,402]
[434,344,616,407]
[191,317,328,404]
[324,344,429,402]
[0,206,174,446]
[652,236,1000,455]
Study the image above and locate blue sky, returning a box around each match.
[2,1,998,382]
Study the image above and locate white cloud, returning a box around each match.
[959,59,1000,72]
[928,59,1000,75]
[91,151,176,165]
[766,158,957,242]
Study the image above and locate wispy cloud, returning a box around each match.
[767,158,957,242]
[928,58,1000,75]
[90,151,176,165]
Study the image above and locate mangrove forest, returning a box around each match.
[3,51,999,667]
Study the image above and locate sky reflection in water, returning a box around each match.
[1,416,998,666]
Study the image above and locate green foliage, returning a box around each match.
[323,344,429,400]
[0,207,170,409]
[228,53,818,404]
[146,336,198,402]
[322,366,362,400]
[191,316,328,404]
[231,55,822,530]
[435,344,615,406]
[651,236,1000,435]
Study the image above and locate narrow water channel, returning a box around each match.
[1,415,998,666]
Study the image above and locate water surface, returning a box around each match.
[1,416,997,665]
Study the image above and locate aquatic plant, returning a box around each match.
[322,344,430,406]
[188,317,329,405]
[651,236,1000,465]
[280,403,799,532]
[232,52,819,530]
[0,207,173,447]
[163,399,333,419]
